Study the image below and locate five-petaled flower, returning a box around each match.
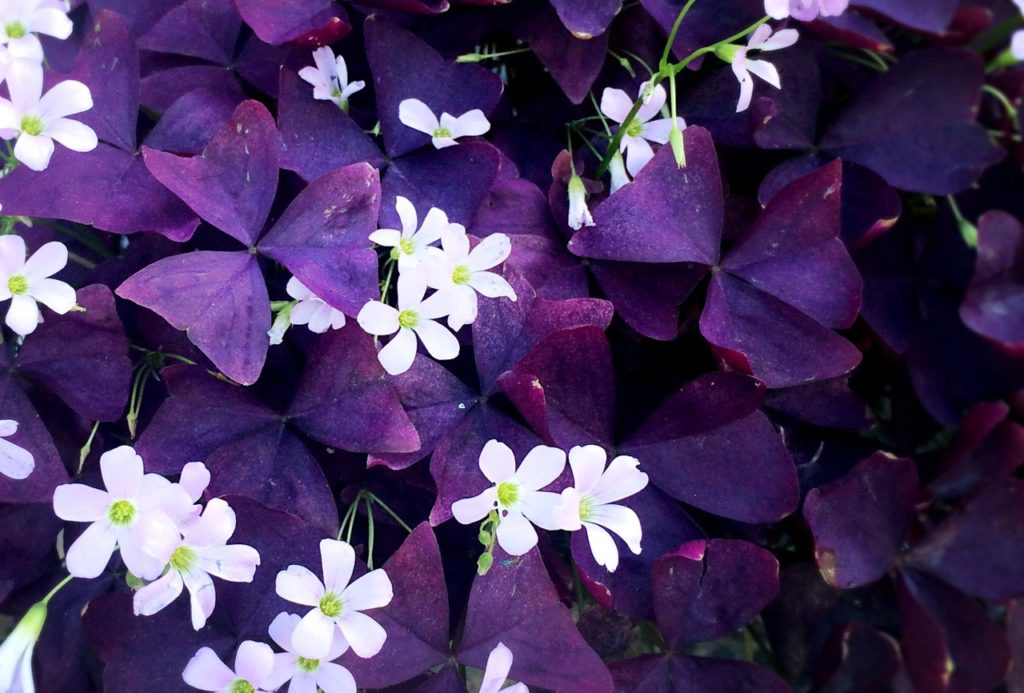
[183,641,278,693]
[357,274,460,376]
[452,440,576,556]
[368,196,452,275]
[0,0,72,62]
[480,642,529,693]
[298,46,365,112]
[398,98,490,149]
[0,62,97,171]
[0,235,76,336]
[286,276,347,335]
[0,419,33,480]
[764,0,849,21]
[133,498,261,631]
[559,446,648,573]
[267,611,357,693]
[52,446,194,580]
[423,227,516,331]
[600,82,686,176]
[715,24,799,113]
[275,538,393,660]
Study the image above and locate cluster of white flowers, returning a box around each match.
[453,441,649,573]
[764,0,848,21]
[0,0,97,172]
[52,446,260,630]
[358,196,516,376]
[299,46,365,112]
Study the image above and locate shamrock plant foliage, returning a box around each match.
[0,0,1022,692]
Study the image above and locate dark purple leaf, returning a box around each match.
[138,0,241,64]
[234,0,350,45]
[814,621,902,693]
[140,64,243,113]
[960,210,1024,346]
[611,652,790,692]
[71,11,139,152]
[852,0,958,32]
[143,88,246,155]
[523,5,610,104]
[549,0,621,38]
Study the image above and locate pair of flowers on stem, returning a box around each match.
[453,441,650,574]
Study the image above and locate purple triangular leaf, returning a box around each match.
[960,210,1024,346]
[71,10,139,152]
[143,88,246,156]
[138,0,241,65]
[234,0,350,45]
[0,366,66,504]
[550,0,621,38]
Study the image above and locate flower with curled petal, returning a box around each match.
[298,46,364,111]
[398,98,490,149]
[275,538,393,660]
[715,25,799,113]
[183,642,278,693]
[0,0,73,62]
[600,82,686,176]
[267,611,356,693]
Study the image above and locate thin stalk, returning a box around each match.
[43,574,74,604]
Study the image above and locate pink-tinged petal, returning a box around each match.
[122,513,180,579]
[139,480,195,525]
[133,571,185,617]
[307,304,336,333]
[377,327,418,376]
[65,520,117,578]
[286,276,314,302]
[287,673,319,693]
[582,521,620,572]
[412,319,460,361]
[0,420,16,437]
[0,100,17,133]
[395,196,418,237]
[1013,30,1024,61]
[311,46,336,81]
[28,278,75,314]
[480,642,515,693]
[321,538,355,594]
[268,611,301,652]
[182,568,216,630]
[398,98,439,136]
[368,228,401,247]
[36,80,93,121]
[642,117,685,145]
[590,455,648,505]
[745,58,782,89]
[234,640,276,685]
[52,483,110,521]
[397,272,428,310]
[186,497,236,546]
[567,445,607,496]
[356,301,400,336]
[599,87,632,124]
[21,241,67,281]
[14,133,54,171]
[290,300,320,327]
[183,647,235,691]
[416,207,451,247]
[495,510,538,556]
[198,544,260,582]
[0,436,33,480]
[589,503,643,554]
[316,662,357,693]
[0,235,26,277]
[451,109,490,139]
[416,284,459,321]
[759,28,799,52]
[298,65,324,91]
[7,61,43,114]
[452,487,499,524]
[341,568,393,612]
[635,82,667,123]
[292,609,338,659]
[624,137,655,177]
[26,8,72,39]
[179,461,210,503]
[467,234,512,272]
[5,293,40,336]
[747,24,774,49]
[100,445,144,499]
[431,136,458,149]
[764,0,790,18]
[268,653,299,692]
[513,445,566,491]
[276,565,326,606]
[732,62,754,113]
[480,439,517,483]
[520,490,579,531]
[336,609,387,658]
[45,118,97,152]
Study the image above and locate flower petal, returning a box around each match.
[377,327,418,376]
[513,445,566,491]
[185,498,236,548]
[416,208,451,247]
[198,544,260,582]
[0,437,33,480]
[14,133,54,171]
[5,294,40,336]
[589,503,643,555]
[635,82,667,123]
[412,319,460,361]
[479,439,516,483]
[520,490,579,531]
[368,228,401,248]
[183,647,236,691]
[52,483,109,521]
[36,80,93,121]
[452,487,498,524]
[745,58,781,89]
[276,565,326,606]
[467,233,511,271]
[316,662,357,693]
[21,241,67,282]
[642,117,685,145]
[234,640,276,685]
[341,568,393,612]
[599,87,632,124]
[480,642,514,693]
[625,137,655,177]
[100,445,144,499]
[495,510,538,556]
[27,8,73,40]
[182,568,217,630]
[0,235,26,278]
[65,520,117,578]
[179,461,211,503]
[321,538,355,594]
[590,455,648,505]
[567,445,607,496]
[356,301,400,336]
[582,521,620,572]
[398,98,439,136]
[451,109,490,138]
[292,609,337,660]
[28,278,75,314]
[133,571,184,617]
[467,271,516,300]
[46,117,97,152]
[395,196,418,237]
[268,611,301,652]
[337,610,387,658]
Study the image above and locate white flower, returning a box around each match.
[287,276,346,334]
[452,440,576,556]
[0,235,76,336]
[764,0,849,21]
[357,274,460,376]
[0,601,46,693]
[0,0,73,62]
[368,196,452,275]
[422,228,516,331]
[608,150,630,193]
[133,499,260,630]
[275,538,393,660]
[52,446,194,580]
[559,446,648,573]
[567,172,594,231]
[717,25,799,113]
[267,612,356,693]
[480,642,529,693]
[600,82,686,176]
[0,419,33,479]
[183,642,278,693]
[0,62,97,171]
[398,98,490,149]
[298,46,364,111]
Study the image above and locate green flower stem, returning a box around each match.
[78,421,100,475]
[43,574,74,605]
[456,46,531,63]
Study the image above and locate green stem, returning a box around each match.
[660,0,699,70]
[366,492,413,533]
[42,574,74,605]
[364,495,375,569]
[983,84,1020,126]
[456,46,532,63]
[78,421,100,475]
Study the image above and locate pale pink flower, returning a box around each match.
[398,98,490,149]
[764,0,849,21]
[600,82,686,176]
[267,612,356,693]
[0,420,33,480]
[0,235,76,336]
[480,642,529,693]
[183,642,278,693]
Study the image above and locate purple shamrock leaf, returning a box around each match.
[960,210,1024,347]
[549,0,621,38]
[519,4,611,104]
[851,0,959,32]
[137,0,241,65]
[234,0,350,46]
[142,88,246,156]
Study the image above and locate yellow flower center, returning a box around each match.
[579,495,594,521]
[296,656,320,673]
[432,126,452,138]
[7,274,28,295]
[399,238,415,255]
[452,264,471,285]
[169,545,197,572]
[397,309,418,329]
[496,481,519,508]
[107,499,136,527]
[318,591,344,618]
[625,120,644,138]
[5,22,26,39]
[19,115,43,137]
[229,680,254,693]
